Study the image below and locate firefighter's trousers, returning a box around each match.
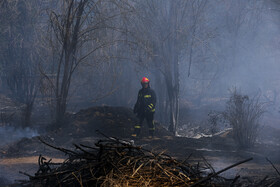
[134,112,155,137]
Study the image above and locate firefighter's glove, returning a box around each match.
[147,104,155,112]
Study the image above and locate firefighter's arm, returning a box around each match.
[147,90,156,112]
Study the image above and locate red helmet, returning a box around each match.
[141,77,149,84]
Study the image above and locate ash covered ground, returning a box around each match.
[0,106,279,186]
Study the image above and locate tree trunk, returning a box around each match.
[155,70,166,123]
[174,61,180,136]
[56,97,67,125]
[167,71,179,135]
[54,0,86,125]
[165,67,178,135]
[168,96,175,134]
[22,104,32,128]
[167,1,180,136]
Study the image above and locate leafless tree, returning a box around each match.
[0,0,41,127]
[40,0,131,125]
[126,0,209,134]
[176,0,265,113]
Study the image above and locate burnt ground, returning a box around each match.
[0,106,280,186]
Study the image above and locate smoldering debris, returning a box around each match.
[0,126,38,146]
[18,135,278,187]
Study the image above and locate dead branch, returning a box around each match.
[266,157,280,177]
[191,157,253,187]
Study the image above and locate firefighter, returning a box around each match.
[132,77,156,138]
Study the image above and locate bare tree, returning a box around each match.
[178,0,265,112]
[126,0,209,134]
[0,0,41,127]
[40,0,131,125]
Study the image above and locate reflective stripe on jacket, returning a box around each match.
[134,87,156,115]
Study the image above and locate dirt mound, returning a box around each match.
[69,106,172,138]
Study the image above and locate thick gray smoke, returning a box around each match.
[178,1,280,130]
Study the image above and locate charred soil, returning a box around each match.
[0,106,280,186]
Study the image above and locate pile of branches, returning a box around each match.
[19,133,255,187]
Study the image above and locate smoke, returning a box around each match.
[176,0,280,130]
[0,126,38,146]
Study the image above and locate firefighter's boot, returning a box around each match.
[132,125,141,138]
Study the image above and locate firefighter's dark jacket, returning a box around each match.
[134,87,156,115]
